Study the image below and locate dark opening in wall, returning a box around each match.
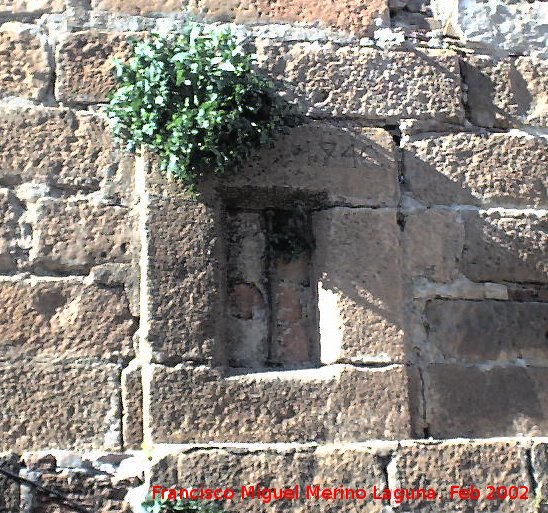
[225,206,319,369]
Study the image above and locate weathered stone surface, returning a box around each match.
[56,31,137,104]
[515,56,548,125]
[0,23,50,100]
[506,282,548,303]
[122,364,143,450]
[90,263,140,318]
[406,365,425,438]
[425,364,548,437]
[309,446,387,513]
[432,0,548,56]
[0,453,20,513]
[91,0,389,36]
[0,189,22,272]
[32,469,135,513]
[404,133,548,207]
[0,0,64,13]
[425,300,548,364]
[461,210,548,283]
[462,55,548,129]
[176,447,314,512]
[227,280,268,366]
[0,106,122,194]
[256,42,464,122]
[313,208,405,364]
[225,209,318,369]
[171,445,387,513]
[149,364,412,442]
[187,0,389,36]
[0,280,136,362]
[91,0,181,13]
[0,361,122,451]
[30,199,133,273]
[403,208,463,282]
[144,175,224,363]
[392,441,532,513]
[150,453,178,487]
[223,122,398,208]
[532,442,548,512]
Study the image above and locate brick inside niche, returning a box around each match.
[225,206,319,369]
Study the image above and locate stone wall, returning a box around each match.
[0,0,547,512]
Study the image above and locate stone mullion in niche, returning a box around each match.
[266,209,318,367]
[225,206,319,370]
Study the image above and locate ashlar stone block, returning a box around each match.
[56,31,139,104]
[425,299,548,364]
[29,199,134,273]
[462,55,548,129]
[223,122,399,208]
[425,364,548,438]
[0,106,123,195]
[461,209,547,283]
[256,42,464,123]
[0,279,136,363]
[170,445,387,513]
[0,23,50,100]
[92,0,389,36]
[149,364,412,443]
[313,208,405,364]
[0,361,122,452]
[392,441,532,513]
[403,208,463,283]
[186,0,389,36]
[142,166,224,364]
[404,132,548,208]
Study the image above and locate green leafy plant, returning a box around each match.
[107,22,292,191]
[265,204,315,261]
[142,495,231,513]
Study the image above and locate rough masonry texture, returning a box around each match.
[392,441,533,513]
[0,106,127,195]
[0,0,547,511]
[0,0,64,14]
[149,364,413,443]
[0,23,50,100]
[256,42,464,122]
[0,361,122,452]
[462,55,548,129]
[0,279,135,362]
[404,132,547,207]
